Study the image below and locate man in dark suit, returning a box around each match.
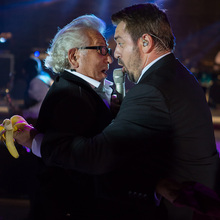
[22,15,123,220]
[14,3,220,220]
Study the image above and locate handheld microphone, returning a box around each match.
[113,68,125,102]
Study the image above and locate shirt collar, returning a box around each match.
[137,52,171,83]
[64,69,113,106]
[65,69,100,88]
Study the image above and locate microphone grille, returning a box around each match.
[113,68,124,83]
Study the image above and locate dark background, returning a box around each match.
[0,0,220,83]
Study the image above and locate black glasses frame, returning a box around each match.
[78,46,111,56]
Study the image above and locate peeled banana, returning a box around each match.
[0,115,28,158]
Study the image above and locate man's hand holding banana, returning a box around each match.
[0,115,37,158]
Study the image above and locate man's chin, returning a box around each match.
[122,66,126,73]
[102,73,108,80]
[126,72,136,83]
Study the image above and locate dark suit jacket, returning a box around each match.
[34,70,114,219]
[41,54,220,219]
[37,70,112,137]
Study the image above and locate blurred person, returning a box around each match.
[9,57,53,126]
[22,57,53,125]
[14,3,220,220]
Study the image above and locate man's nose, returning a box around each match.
[114,46,120,59]
[107,53,113,64]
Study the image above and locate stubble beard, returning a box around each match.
[118,48,142,83]
[127,49,142,83]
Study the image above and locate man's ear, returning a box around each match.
[68,48,79,69]
[140,34,154,53]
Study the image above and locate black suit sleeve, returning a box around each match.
[41,84,171,175]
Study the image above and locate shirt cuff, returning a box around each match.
[32,133,43,157]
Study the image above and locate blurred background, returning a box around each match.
[0,0,220,85]
[0,0,220,219]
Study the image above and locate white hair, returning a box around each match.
[44,14,106,73]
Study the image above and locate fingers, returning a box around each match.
[13,129,20,139]
[0,115,37,156]
[156,178,182,203]
[13,125,37,149]
[13,125,32,141]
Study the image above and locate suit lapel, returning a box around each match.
[60,70,111,109]
[139,53,176,82]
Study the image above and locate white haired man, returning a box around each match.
[21,14,122,220]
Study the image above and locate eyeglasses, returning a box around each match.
[78,46,111,56]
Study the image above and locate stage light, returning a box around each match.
[0,37,6,43]
[34,51,40,57]
[0,32,12,43]
[31,48,47,60]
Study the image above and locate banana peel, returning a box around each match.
[0,115,28,158]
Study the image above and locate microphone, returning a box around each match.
[113,68,125,102]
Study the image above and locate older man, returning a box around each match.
[14,4,219,220]
[20,15,124,220]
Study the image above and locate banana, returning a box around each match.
[0,115,28,159]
